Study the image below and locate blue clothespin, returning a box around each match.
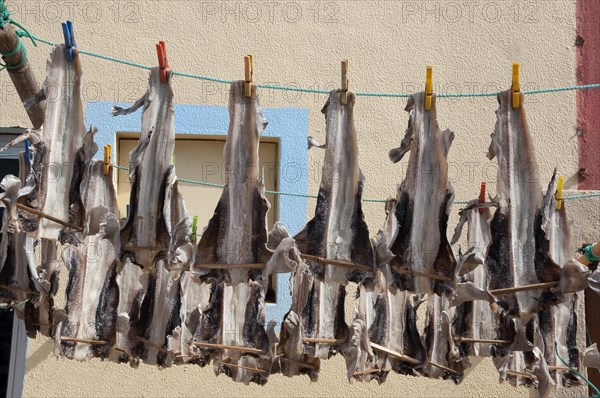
[61,20,76,62]
[23,139,30,163]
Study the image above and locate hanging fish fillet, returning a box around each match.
[56,140,121,360]
[111,66,191,366]
[535,171,580,389]
[20,44,86,241]
[486,90,561,315]
[0,173,37,306]
[191,81,274,384]
[388,92,456,295]
[352,198,426,383]
[451,200,497,358]
[114,67,176,260]
[279,89,375,380]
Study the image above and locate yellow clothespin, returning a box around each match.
[244,54,255,98]
[556,175,564,210]
[512,62,520,109]
[341,59,349,105]
[103,144,111,175]
[425,66,433,111]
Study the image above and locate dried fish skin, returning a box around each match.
[280,90,374,378]
[28,45,86,241]
[388,93,456,296]
[109,256,148,364]
[451,200,497,358]
[117,67,176,255]
[486,90,561,314]
[58,219,118,361]
[191,81,272,383]
[352,201,425,383]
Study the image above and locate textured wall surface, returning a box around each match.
[0,0,587,396]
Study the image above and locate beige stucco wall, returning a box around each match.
[0,0,587,396]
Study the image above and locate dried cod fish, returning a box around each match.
[279,89,375,380]
[23,44,86,241]
[56,149,121,361]
[111,66,191,367]
[352,199,426,383]
[534,172,580,389]
[451,200,498,358]
[191,81,278,384]
[388,92,456,295]
[486,90,561,315]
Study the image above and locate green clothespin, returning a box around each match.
[191,215,198,241]
[171,155,176,165]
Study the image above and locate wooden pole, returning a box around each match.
[16,203,83,232]
[193,341,265,354]
[489,281,558,295]
[0,24,45,128]
[454,337,511,345]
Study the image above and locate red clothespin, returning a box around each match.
[479,182,486,214]
[156,40,169,84]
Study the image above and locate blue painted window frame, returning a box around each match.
[85,101,308,325]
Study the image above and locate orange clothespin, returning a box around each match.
[156,41,169,84]
[244,54,255,98]
[479,181,486,214]
[103,145,111,175]
[341,59,349,105]
[556,176,564,210]
[512,62,520,109]
[425,66,433,111]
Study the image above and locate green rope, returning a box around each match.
[112,164,600,205]
[16,30,600,98]
[555,341,600,396]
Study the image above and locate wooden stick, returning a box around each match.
[195,263,264,270]
[279,357,319,371]
[490,282,558,295]
[17,203,83,232]
[301,254,372,272]
[454,337,511,345]
[353,368,384,376]
[61,336,109,345]
[427,361,460,376]
[370,342,421,365]
[0,24,45,128]
[548,366,570,372]
[506,370,534,379]
[193,341,264,355]
[302,338,345,345]
[219,361,268,374]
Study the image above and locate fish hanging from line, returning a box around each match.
[387,92,457,296]
[188,81,299,384]
[486,89,562,315]
[9,44,87,241]
[54,131,121,361]
[110,65,192,367]
[278,89,375,380]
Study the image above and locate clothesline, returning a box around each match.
[112,164,600,205]
[22,32,600,99]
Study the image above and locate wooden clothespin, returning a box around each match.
[191,215,198,241]
[341,59,349,105]
[425,66,433,111]
[512,62,520,109]
[61,20,76,62]
[555,176,564,210]
[479,181,486,214]
[156,40,169,84]
[244,54,256,98]
[103,144,111,175]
